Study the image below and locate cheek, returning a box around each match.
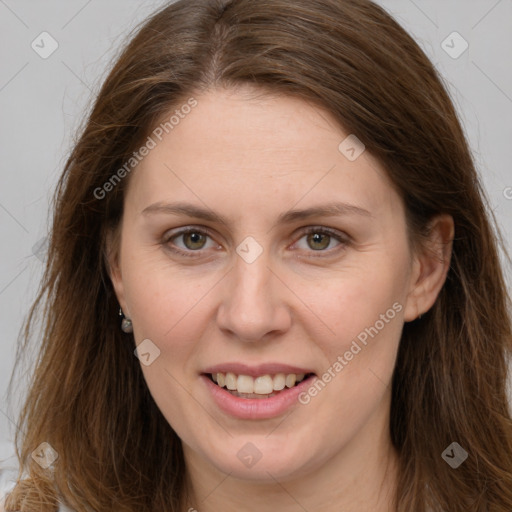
[290,253,409,417]
[300,261,408,349]
[121,257,211,432]
[293,269,405,431]
[120,249,217,361]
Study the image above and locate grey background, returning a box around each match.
[0,0,511,451]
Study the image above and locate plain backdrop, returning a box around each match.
[0,0,511,453]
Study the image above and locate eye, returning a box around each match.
[293,226,348,255]
[163,227,219,257]
[162,225,349,258]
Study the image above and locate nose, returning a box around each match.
[216,251,292,343]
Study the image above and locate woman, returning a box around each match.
[2,0,512,510]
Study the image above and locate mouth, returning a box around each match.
[203,371,316,399]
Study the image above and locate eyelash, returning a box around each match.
[162,225,350,259]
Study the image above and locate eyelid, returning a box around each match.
[162,224,350,258]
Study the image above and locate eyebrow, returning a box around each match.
[142,201,372,227]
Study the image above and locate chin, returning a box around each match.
[200,435,322,483]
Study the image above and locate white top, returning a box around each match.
[0,444,73,512]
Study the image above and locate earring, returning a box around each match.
[119,307,133,333]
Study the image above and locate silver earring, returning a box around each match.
[119,307,133,333]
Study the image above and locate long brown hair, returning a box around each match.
[5,0,512,510]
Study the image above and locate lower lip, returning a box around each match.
[201,374,316,420]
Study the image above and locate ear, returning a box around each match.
[105,225,130,317]
[403,214,454,322]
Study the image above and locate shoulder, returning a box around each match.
[0,472,73,512]
[0,469,16,511]
[0,446,18,512]
[0,445,73,512]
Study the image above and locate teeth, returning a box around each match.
[225,372,237,390]
[212,372,309,395]
[254,375,274,394]
[285,374,296,388]
[237,375,254,393]
[273,373,286,390]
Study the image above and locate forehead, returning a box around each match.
[126,86,402,223]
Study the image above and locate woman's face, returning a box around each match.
[110,86,422,482]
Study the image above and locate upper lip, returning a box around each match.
[202,362,315,378]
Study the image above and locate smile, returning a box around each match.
[208,372,312,398]
[201,366,317,420]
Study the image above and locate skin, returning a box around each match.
[108,85,454,512]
